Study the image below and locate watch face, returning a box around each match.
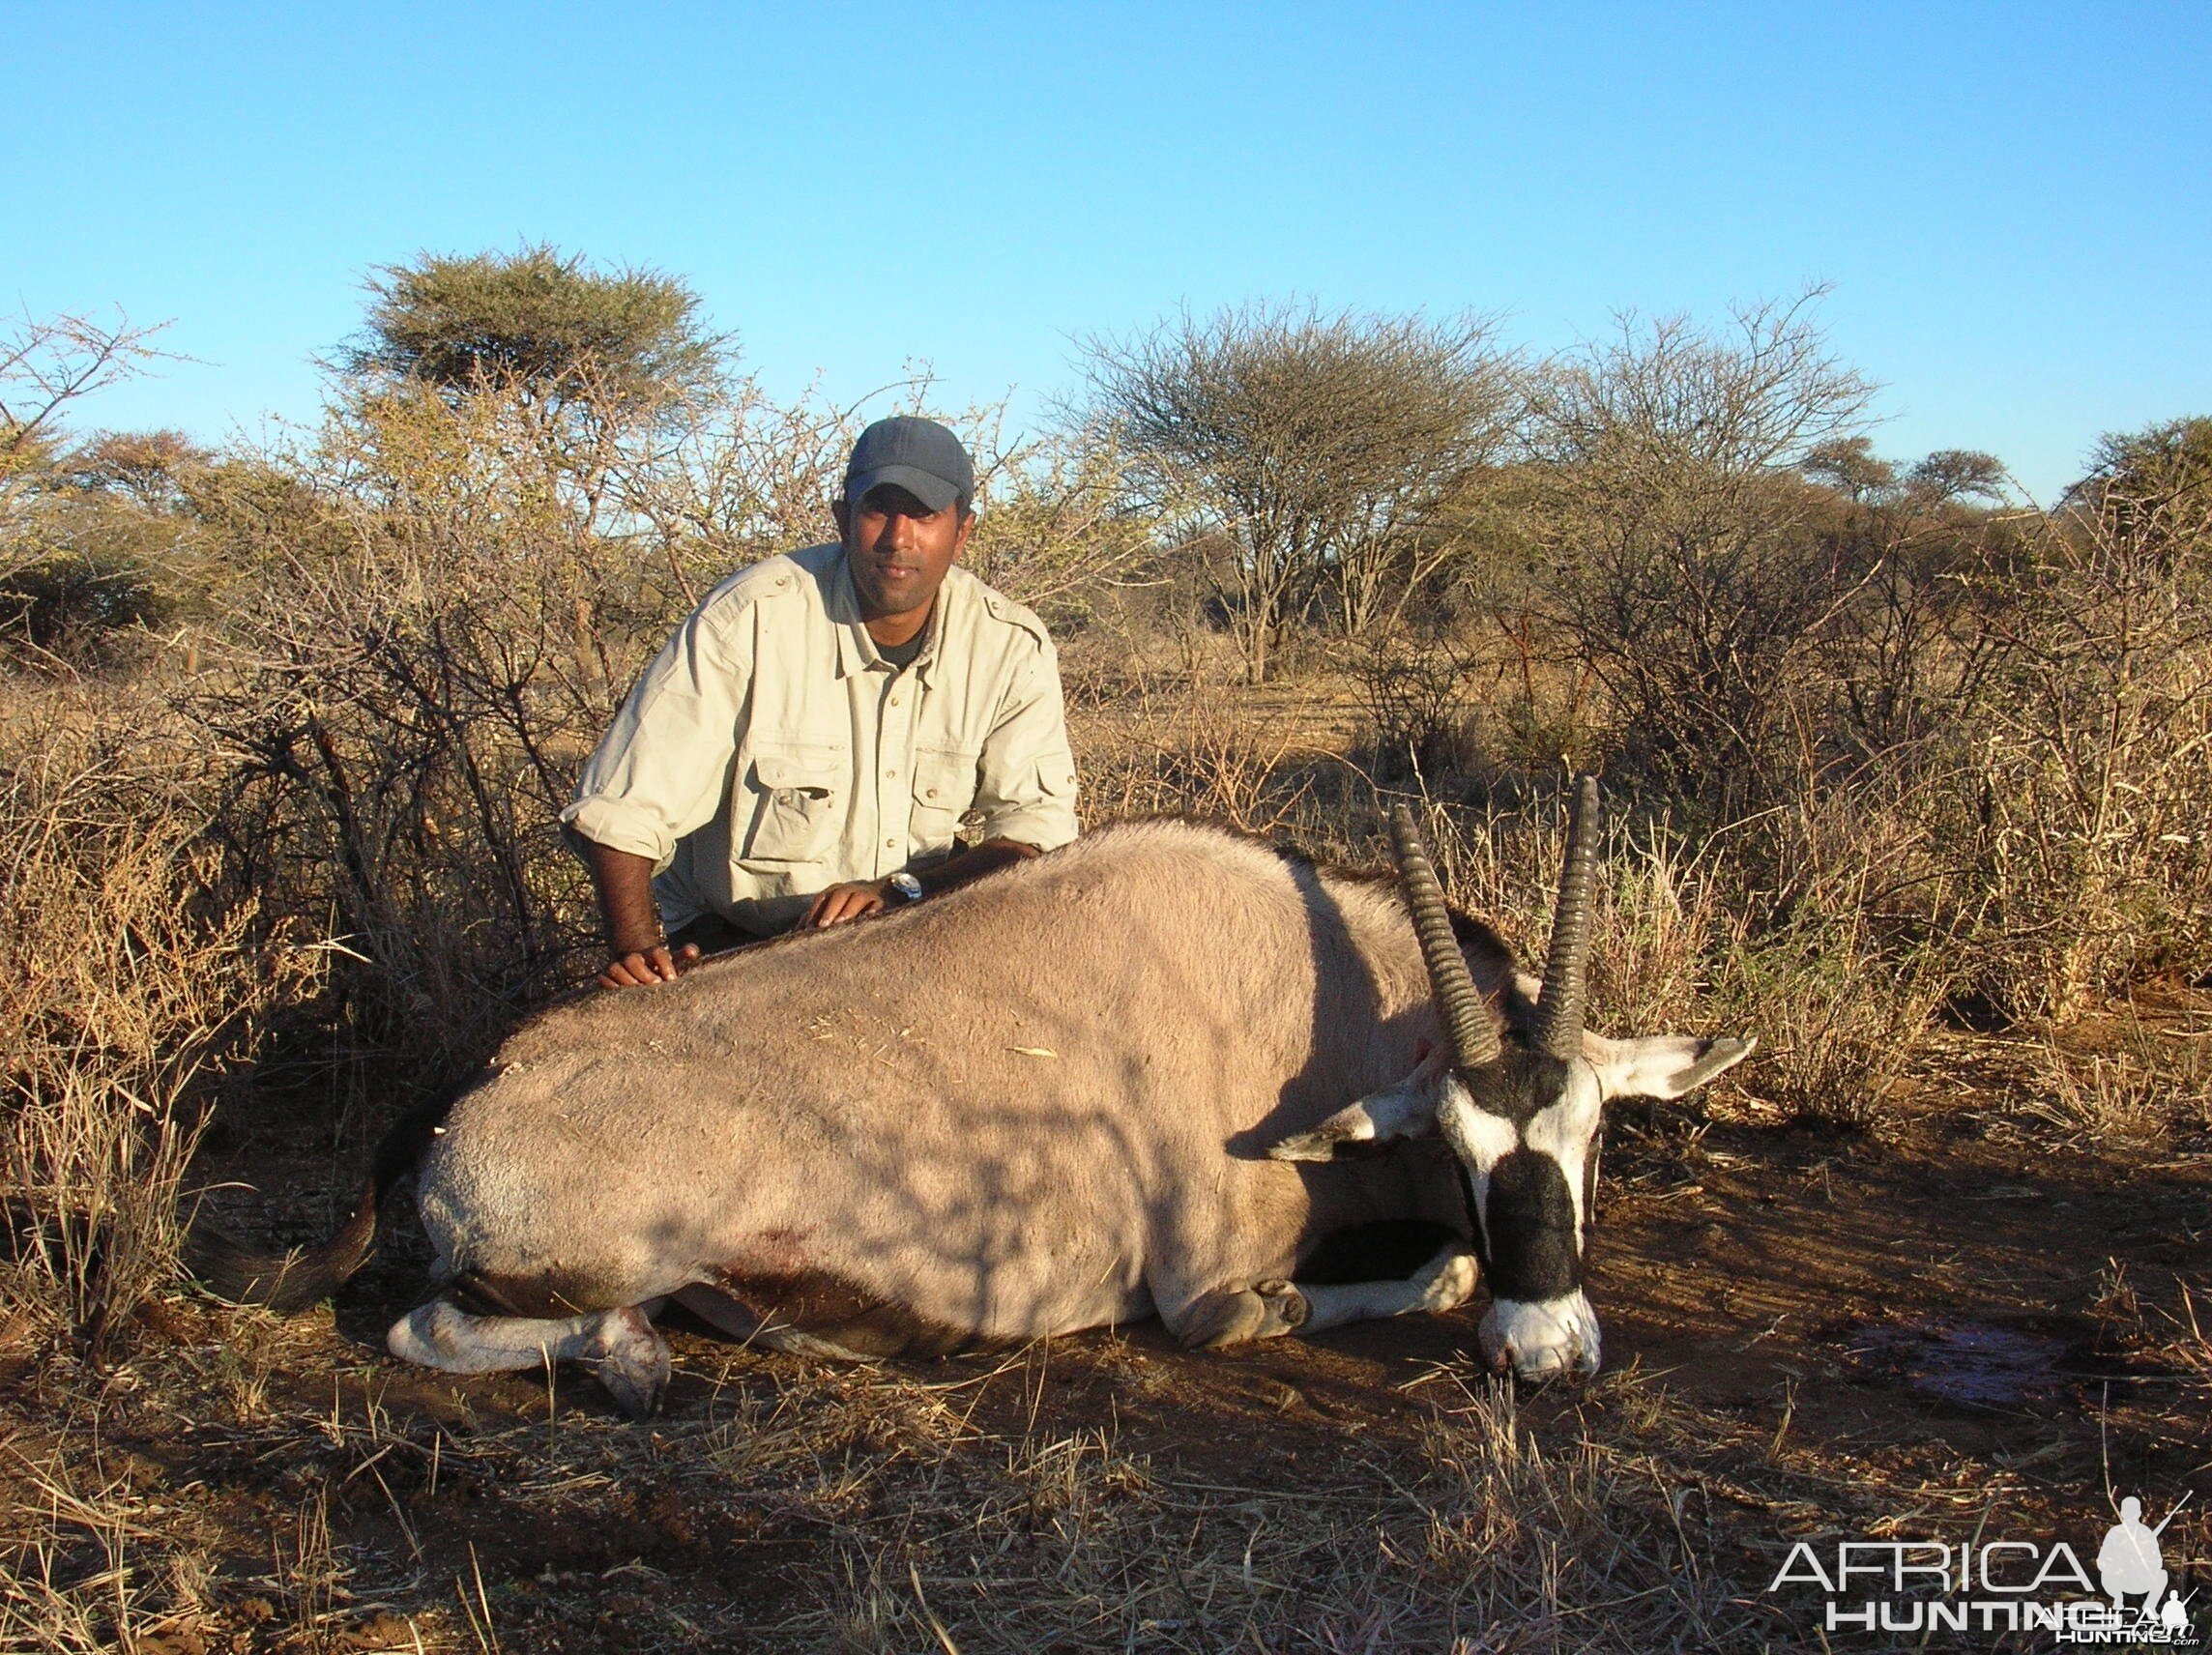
[890,873,923,902]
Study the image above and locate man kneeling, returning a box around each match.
[562,416,1080,987]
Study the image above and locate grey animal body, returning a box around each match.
[418,824,1470,1361]
[199,810,1750,1416]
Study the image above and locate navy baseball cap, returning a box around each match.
[843,416,975,515]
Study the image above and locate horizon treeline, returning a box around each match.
[4,245,2206,998]
[7,247,2201,677]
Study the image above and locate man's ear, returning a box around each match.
[1266,1047,1447,1162]
[950,505,975,560]
[1586,1032,1755,1101]
[830,498,851,541]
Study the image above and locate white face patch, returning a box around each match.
[1479,1291,1602,1379]
[1435,1074,1517,1169]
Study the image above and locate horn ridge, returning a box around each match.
[1531,773,1602,1060]
[1388,802,1500,1070]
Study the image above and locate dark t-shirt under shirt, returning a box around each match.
[875,629,927,670]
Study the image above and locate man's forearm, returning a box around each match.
[586,842,665,954]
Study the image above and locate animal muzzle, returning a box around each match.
[1478,1292,1603,1380]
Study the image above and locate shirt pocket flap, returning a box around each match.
[742,751,842,863]
[751,753,838,795]
[908,747,980,852]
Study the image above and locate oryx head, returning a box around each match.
[1270,777,1751,1381]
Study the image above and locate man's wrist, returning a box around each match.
[887,871,924,905]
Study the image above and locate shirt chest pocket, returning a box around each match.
[741,751,844,863]
[908,746,980,851]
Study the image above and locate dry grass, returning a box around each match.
[2,1331,1790,1654]
[4,545,2210,1649]
[0,681,316,1354]
[1712,906,1951,1130]
[789,1370,1757,1654]
[16,1273,2193,1653]
[2026,1047,2178,1142]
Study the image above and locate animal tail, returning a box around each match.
[185,1091,452,1314]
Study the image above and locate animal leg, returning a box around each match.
[1294,1241,1480,1335]
[387,1297,671,1419]
[1166,1242,1480,1350]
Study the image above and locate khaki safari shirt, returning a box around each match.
[563,541,1080,937]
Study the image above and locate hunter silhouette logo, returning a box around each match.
[2098,1495,2194,1631]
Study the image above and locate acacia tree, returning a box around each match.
[1787,437,2014,758]
[0,310,199,663]
[2065,415,2212,568]
[1515,292,1880,812]
[348,244,725,408]
[338,247,737,559]
[1076,303,1513,682]
[1957,418,2212,1016]
[1,307,175,479]
[172,248,737,1046]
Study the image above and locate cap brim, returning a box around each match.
[844,464,962,515]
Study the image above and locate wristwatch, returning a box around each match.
[887,871,924,904]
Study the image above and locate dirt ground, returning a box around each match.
[6,999,2206,1653]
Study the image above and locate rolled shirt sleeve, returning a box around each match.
[970,634,1080,853]
[561,595,754,871]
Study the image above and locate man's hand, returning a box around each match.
[800,843,1042,932]
[803,880,889,928]
[597,941,702,990]
[584,841,700,989]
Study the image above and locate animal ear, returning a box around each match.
[1266,1050,1445,1161]
[1586,1033,1754,1101]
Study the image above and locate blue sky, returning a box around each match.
[6,2,2206,501]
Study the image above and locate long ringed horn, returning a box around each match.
[1531,773,1603,1060]
[1388,802,1500,1070]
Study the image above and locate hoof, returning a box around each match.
[1251,1280,1312,1335]
[1413,1249,1481,1314]
[1182,1281,1311,1350]
[585,1306,671,1419]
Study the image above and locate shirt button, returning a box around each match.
[885,768,897,779]
[926,787,938,798]
[886,838,896,849]
[888,696,901,708]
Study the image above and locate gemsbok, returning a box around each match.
[199,778,1750,1414]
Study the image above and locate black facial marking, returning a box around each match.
[1460,1052,1573,1127]
[1478,1147,1583,1302]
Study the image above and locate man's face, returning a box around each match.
[833,484,974,624]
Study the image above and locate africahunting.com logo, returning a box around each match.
[1765,1493,2200,1641]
